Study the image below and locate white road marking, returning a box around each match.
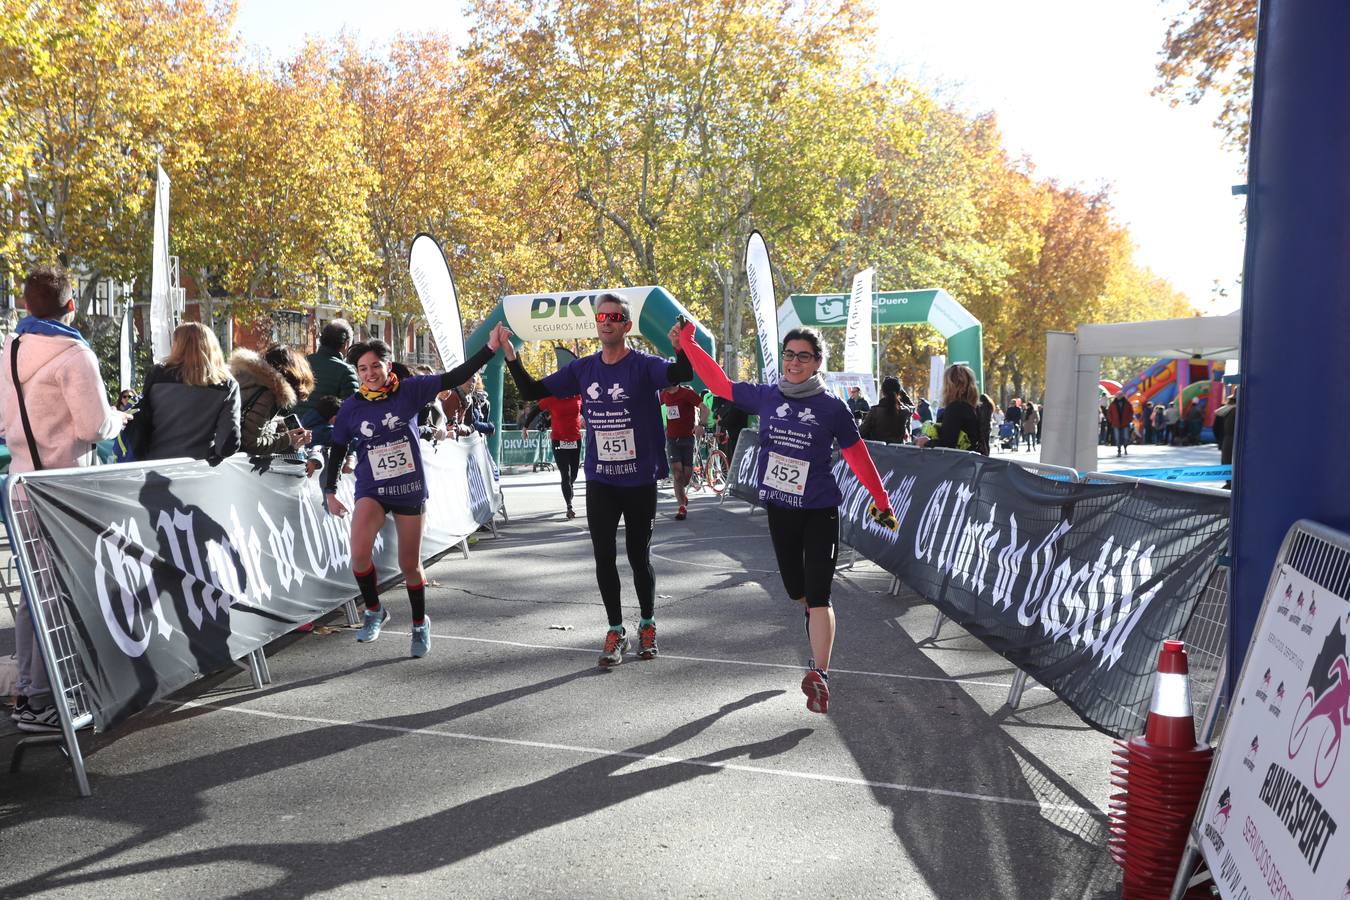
[376,629,1047,692]
[166,698,1097,816]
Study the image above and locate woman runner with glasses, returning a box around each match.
[679,322,897,713]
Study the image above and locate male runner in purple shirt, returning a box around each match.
[496,294,690,666]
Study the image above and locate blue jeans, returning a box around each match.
[1114,427,1131,451]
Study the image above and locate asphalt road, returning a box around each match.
[1,469,1124,899]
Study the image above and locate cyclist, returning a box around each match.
[321,331,505,658]
[496,295,690,667]
[661,379,707,520]
[679,321,897,713]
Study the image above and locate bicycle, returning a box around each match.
[687,429,729,495]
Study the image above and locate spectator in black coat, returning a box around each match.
[846,386,870,421]
[976,393,995,456]
[1212,387,1239,488]
[917,365,981,451]
[142,322,241,463]
[859,376,911,444]
[711,394,749,455]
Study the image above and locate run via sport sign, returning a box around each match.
[1196,560,1350,899]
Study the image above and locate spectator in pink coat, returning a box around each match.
[0,266,128,733]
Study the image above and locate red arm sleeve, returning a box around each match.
[840,441,891,512]
[679,323,733,399]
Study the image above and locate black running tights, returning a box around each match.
[585,480,657,627]
[553,443,581,506]
[766,503,839,608]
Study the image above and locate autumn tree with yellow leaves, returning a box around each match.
[0,0,1202,401]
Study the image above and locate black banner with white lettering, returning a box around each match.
[727,431,1229,737]
[10,436,500,730]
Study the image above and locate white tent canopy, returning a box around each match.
[1041,313,1241,474]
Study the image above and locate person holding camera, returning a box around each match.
[229,343,315,456]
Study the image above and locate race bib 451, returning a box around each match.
[596,428,636,462]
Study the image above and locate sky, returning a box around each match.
[233,0,1247,315]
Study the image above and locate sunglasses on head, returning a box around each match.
[781,350,819,363]
[595,312,628,323]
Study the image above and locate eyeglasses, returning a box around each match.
[781,350,819,363]
[595,312,628,323]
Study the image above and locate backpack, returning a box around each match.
[111,402,151,462]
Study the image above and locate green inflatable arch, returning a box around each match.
[465,285,715,459]
[779,288,983,389]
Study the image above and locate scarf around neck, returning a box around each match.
[777,373,826,399]
[15,316,88,346]
[358,371,400,402]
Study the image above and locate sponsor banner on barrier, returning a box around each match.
[1198,564,1349,899]
[14,436,499,730]
[727,429,762,506]
[726,431,1230,737]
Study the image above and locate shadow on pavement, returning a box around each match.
[657,504,1120,898]
[3,689,806,897]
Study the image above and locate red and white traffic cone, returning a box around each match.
[1107,640,1214,899]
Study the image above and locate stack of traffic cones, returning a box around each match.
[1107,640,1214,899]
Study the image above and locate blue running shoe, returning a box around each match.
[411,616,431,658]
[356,607,390,643]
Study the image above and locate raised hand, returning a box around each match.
[868,502,898,531]
[499,324,518,361]
[668,322,682,350]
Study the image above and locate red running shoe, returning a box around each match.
[638,622,658,660]
[801,668,830,714]
[598,628,629,667]
[674,506,687,520]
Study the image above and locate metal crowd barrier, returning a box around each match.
[4,446,512,798]
[4,469,275,797]
[774,443,1233,725]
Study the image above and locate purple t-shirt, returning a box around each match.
[331,374,443,504]
[543,350,673,486]
[732,382,860,509]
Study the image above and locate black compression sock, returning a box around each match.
[407,581,426,623]
[355,566,380,609]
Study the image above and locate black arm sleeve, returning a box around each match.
[437,344,496,392]
[665,349,692,385]
[506,357,553,401]
[322,442,344,494]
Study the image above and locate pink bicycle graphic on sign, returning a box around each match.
[1288,655,1350,788]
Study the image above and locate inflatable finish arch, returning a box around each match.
[779,289,983,389]
[465,286,715,459]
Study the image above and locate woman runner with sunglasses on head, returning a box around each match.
[679,322,897,713]
[321,331,505,658]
